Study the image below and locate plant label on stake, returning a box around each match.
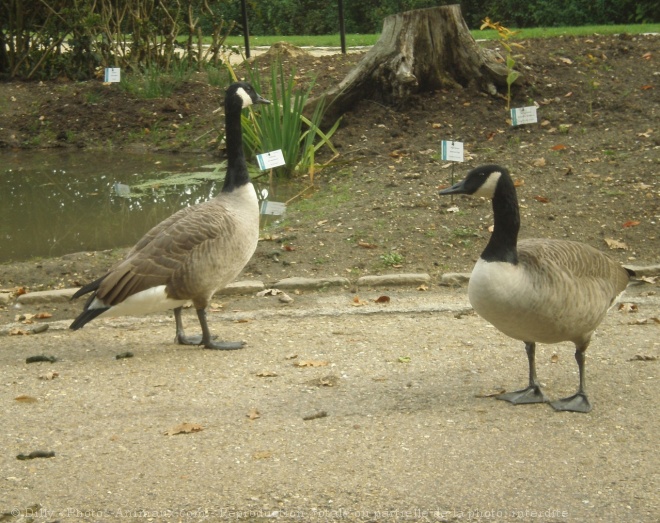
[104,68,121,83]
[256,149,285,170]
[510,106,538,126]
[440,140,464,203]
[260,201,287,216]
[257,149,287,216]
[440,140,464,163]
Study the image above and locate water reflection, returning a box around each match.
[0,150,293,263]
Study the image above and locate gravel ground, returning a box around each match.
[2,282,658,522]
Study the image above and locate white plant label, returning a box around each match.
[104,68,121,83]
[256,149,286,170]
[510,106,538,126]
[260,201,286,216]
[440,140,464,162]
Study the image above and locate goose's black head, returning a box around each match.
[225,81,270,111]
[439,164,509,199]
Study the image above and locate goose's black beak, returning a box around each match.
[255,94,271,105]
[439,179,467,195]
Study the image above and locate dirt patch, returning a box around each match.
[1,35,658,318]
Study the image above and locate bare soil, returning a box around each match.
[1,34,659,522]
[0,34,658,300]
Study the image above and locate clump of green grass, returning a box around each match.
[380,252,404,267]
[120,60,194,99]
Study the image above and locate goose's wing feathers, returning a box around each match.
[95,200,238,306]
[518,238,630,306]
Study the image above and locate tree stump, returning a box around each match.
[307,5,511,124]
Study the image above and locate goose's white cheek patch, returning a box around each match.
[235,87,253,108]
[474,171,502,198]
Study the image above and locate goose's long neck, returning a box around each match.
[481,174,520,264]
[222,104,249,193]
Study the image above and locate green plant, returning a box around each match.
[120,61,193,100]
[380,252,404,267]
[480,18,524,110]
[238,60,340,181]
[206,64,228,87]
[452,227,478,238]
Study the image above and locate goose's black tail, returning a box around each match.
[70,274,109,330]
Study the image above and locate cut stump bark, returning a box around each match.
[307,5,511,125]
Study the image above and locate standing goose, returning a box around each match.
[439,164,632,412]
[70,81,270,350]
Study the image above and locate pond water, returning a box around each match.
[0,150,293,264]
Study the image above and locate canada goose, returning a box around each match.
[70,81,270,350]
[439,164,632,412]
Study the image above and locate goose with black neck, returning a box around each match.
[70,82,270,350]
[439,164,633,413]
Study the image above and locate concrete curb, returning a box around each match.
[9,263,659,308]
[11,272,468,308]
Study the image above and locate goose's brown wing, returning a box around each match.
[96,200,234,306]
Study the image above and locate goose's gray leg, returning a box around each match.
[550,342,592,413]
[174,307,244,350]
[497,342,548,405]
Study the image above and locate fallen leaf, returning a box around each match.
[432,123,442,129]
[551,144,567,151]
[604,238,628,250]
[641,85,653,90]
[247,408,261,420]
[486,131,496,140]
[256,288,284,297]
[417,284,429,291]
[282,244,295,251]
[39,371,59,380]
[622,220,640,228]
[564,92,573,97]
[532,158,546,167]
[164,423,204,436]
[352,295,367,306]
[9,328,28,336]
[640,276,657,284]
[642,52,652,60]
[15,395,38,403]
[15,287,27,297]
[398,356,411,363]
[252,450,272,459]
[256,370,278,377]
[285,353,298,360]
[618,303,639,313]
[374,295,390,304]
[357,241,378,249]
[559,57,573,64]
[294,360,329,368]
[534,195,550,203]
[34,312,52,319]
[513,179,524,187]
[637,129,653,138]
[629,318,660,325]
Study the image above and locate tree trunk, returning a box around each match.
[307,5,510,125]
